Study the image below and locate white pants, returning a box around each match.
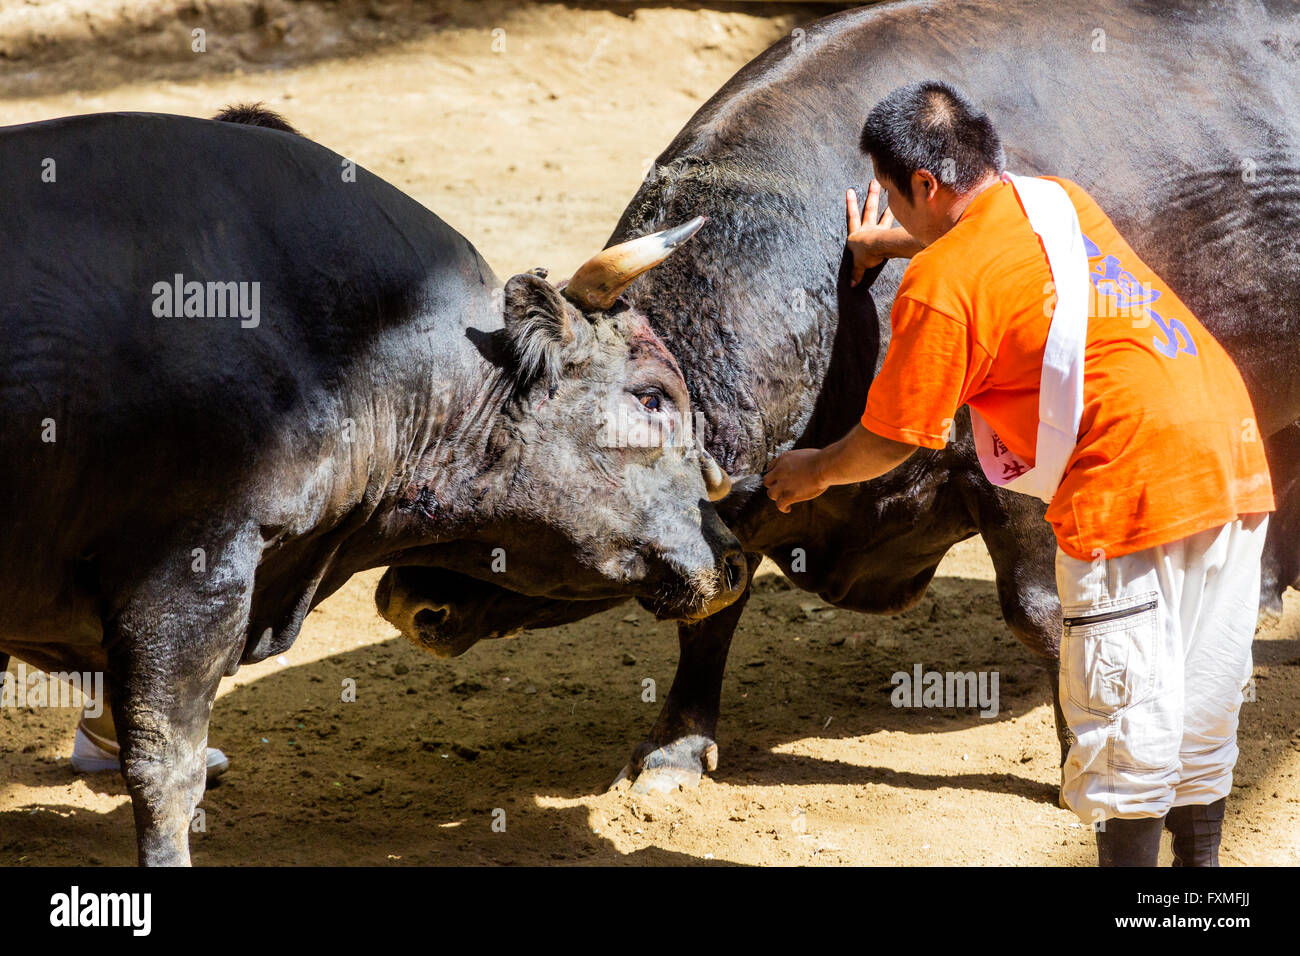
[1055,514,1268,822]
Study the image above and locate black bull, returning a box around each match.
[0,111,748,864]
[380,0,1300,792]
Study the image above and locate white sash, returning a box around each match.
[969,172,1090,504]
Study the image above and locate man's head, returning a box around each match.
[859,80,1005,245]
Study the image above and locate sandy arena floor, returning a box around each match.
[1,0,1297,865]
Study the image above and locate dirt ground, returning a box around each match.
[1,1,1297,866]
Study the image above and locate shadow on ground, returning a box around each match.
[3,572,1296,864]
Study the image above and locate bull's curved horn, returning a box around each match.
[563,216,706,311]
[701,449,732,502]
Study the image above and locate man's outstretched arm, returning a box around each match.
[763,424,919,513]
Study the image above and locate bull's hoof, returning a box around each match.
[1258,600,1283,629]
[612,734,718,795]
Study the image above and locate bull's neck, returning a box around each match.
[323,302,518,576]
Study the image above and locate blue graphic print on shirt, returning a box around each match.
[1081,233,1196,359]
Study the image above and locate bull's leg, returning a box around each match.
[1260,424,1300,620]
[109,655,216,866]
[1045,658,1071,782]
[973,487,1074,786]
[106,533,255,866]
[620,555,758,794]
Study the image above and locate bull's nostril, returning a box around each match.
[723,551,746,591]
[414,607,450,630]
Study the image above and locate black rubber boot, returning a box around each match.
[1165,798,1226,867]
[1096,815,1165,866]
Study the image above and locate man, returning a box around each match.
[764,80,1274,866]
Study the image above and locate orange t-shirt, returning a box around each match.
[861,176,1274,560]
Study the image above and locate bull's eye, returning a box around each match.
[639,392,663,412]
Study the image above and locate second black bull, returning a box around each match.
[380,0,1300,792]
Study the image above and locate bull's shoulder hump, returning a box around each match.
[656,0,980,156]
[1,111,455,233]
[0,110,493,289]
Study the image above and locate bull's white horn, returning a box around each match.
[701,450,732,502]
[563,216,706,311]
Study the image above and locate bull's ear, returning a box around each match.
[503,272,583,387]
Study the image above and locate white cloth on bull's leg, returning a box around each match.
[1054,513,1266,823]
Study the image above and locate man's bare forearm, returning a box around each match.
[764,417,920,513]
[877,230,926,260]
[815,423,918,487]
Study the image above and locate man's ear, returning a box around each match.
[915,169,940,203]
[503,272,585,388]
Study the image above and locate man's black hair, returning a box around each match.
[859,80,1004,196]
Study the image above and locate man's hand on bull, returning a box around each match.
[846,180,923,286]
[763,448,828,513]
[764,424,920,513]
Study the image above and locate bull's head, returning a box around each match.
[378,219,745,651]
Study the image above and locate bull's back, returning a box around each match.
[0,113,489,608]
[623,0,1300,468]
